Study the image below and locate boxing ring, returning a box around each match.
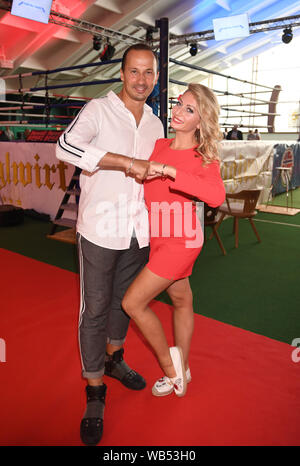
[0,16,299,223]
[0,17,283,134]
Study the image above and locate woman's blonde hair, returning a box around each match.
[187,83,223,164]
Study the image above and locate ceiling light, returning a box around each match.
[282,28,293,44]
[189,43,198,56]
[100,41,115,62]
[93,36,102,51]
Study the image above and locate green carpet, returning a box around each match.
[0,216,78,273]
[1,211,299,345]
[158,211,300,345]
[268,187,300,208]
[193,213,300,344]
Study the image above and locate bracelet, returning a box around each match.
[161,164,167,177]
[126,157,135,174]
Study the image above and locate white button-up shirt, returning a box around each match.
[56,91,164,249]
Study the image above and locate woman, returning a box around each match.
[122,83,225,397]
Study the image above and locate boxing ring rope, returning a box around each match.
[169,77,279,130]
[5,78,121,93]
[170,78,275,104]
[169,58,275,91]
[0,59,123,82]
[221,108,280,117]
[0,58,123,130]
[168,56,281,132]
[0,24,281,133]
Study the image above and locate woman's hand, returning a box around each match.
[146,161,177,180]
[146,161,164,179]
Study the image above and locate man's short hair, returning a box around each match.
[121,43,158,71]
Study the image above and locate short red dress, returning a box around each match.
[143,138,225,280]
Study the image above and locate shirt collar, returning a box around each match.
[107,90,153,114]
[107,90,124,107]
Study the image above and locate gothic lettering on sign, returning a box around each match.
[0,152,68,191]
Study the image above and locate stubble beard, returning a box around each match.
[131,84,153,102]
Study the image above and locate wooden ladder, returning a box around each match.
[47,166,81,244]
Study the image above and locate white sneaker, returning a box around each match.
[152,376,174,396]
[169,346,187,397]
[186,367,192,383]
[152,367,192,397]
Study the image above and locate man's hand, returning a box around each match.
[146,161,164,179]
[130,159,150,180]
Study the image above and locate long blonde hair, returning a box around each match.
[187,83,223,164]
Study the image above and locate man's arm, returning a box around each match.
[57,99,151,180]
[98,153,150,180]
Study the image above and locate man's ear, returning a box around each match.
[155,71,159,85]
[120,68,124,82]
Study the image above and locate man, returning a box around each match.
[226,124,243,140]
[56,43,164,445]
[247,129,256,140]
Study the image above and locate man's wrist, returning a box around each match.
[98,152,131,171]
[126,157,135,174]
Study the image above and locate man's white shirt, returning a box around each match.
[56,91,164,249]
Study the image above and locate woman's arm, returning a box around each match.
[148,161,176,179]
[148,160,225,208]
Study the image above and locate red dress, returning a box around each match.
[143,138,225,280]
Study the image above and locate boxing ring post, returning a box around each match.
[268,85,282,133]
[156,17,169,137]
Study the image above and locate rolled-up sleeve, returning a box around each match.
[171,161,225,208]
[56,100,107,172]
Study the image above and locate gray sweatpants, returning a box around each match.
[77,233,149,379]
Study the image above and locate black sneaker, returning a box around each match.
[104,348,146,390]
[80,384,107,446]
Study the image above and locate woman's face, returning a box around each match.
[170,91,201,135]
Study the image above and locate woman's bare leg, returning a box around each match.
[122,266,176,378]
[166,278,194,371]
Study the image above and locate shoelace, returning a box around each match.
[87,394,106,403]
[170,377,182,391]
[83,418,101,427]
[127,369,137,379]
[156,377,176,389]
[157,377,172,384]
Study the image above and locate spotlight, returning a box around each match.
[100,41,115,62]
[189,43,198,56]
[282,27,293,44]
[93,36,102,51]
[146,26,158,43]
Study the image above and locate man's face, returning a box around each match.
[120,50,159,102]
